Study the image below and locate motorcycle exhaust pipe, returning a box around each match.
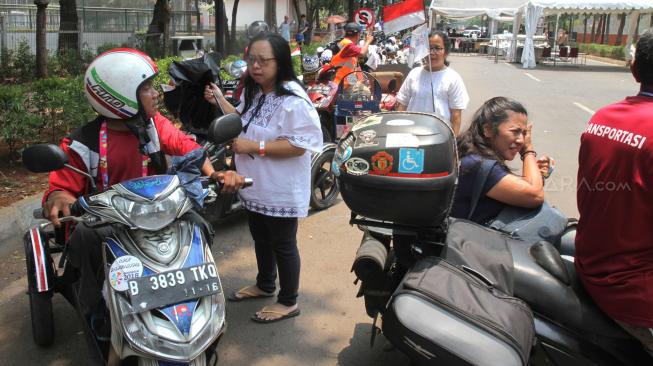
[351,231,388,283]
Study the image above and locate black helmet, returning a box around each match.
[247,21,270,40]
[344,22,361,36]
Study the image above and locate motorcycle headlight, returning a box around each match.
[229,60,247,78]
[112,188,187,231]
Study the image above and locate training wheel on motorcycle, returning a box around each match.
[24,230,55,347]
[310,144,339,210]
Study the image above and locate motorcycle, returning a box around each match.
[22,114,251,365]
[334,111,652,366]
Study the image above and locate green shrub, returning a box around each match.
[96,42,121,56]
[13,41,35,83]
[30,76,95,143]
[0,48,14,81]
[0,85,41,161]
[579,43,625,60]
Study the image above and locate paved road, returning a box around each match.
[0,55,637,365]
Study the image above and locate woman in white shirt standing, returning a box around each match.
[205,33,322,323]
[397,30,469,135]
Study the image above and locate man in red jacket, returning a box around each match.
[576,31,653,353]
[42,49,244,341]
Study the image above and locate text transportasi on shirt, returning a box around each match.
[583,122,647,150]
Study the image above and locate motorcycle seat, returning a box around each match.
[507,239,631,340]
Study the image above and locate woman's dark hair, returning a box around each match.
[241,32,300,117]
[635,29,653,87]
[429,30,451,66]
[457,97,528,170]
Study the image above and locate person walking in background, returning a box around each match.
[205,33,322,323]
[296,14,309,46]
[279,15,291,42]
[396,30,469,135]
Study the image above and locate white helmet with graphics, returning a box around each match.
[84,48,158,120]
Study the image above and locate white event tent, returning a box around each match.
[429,0,653,68]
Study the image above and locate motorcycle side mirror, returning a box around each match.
[208,113,243,144]
[22,144,69,173]
[387,79,397,93]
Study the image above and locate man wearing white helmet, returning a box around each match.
[41,48,244,340]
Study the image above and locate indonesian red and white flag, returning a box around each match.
[291,46,301,57]
[383,0,426,34]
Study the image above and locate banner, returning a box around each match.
[408,23,429,67]
[383,0,426,34]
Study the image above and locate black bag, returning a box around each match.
[383,256,535,366]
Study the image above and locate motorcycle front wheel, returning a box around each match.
[310,145,339,210]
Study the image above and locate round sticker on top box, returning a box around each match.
[109,255,144,292]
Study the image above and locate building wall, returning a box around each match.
[223,0,297,29]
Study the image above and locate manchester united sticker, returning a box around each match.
[371,151,393,175]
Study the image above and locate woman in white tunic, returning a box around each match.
[205,32,322,323]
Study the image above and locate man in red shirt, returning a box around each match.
[42,49,243,341]
[576,31,653,352]
[329,22,374,85]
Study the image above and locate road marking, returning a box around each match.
[524,73,541,82]
[573,102,595,115]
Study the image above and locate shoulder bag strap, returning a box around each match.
[467,159,495,220]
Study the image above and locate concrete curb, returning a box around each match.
[0,194,42,248]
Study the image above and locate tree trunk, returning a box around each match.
[590,14,598,43]
[264,0,276,32]
[348,0,355,21]
[147,0,171,57]
[57,0,78,54]
[34,0,49,78]
[602,14,610,44]
[230,0,240,53]
[615,13,625,45]
[215,0,225,53]
[222,1,230,53]
[582,14,588,43]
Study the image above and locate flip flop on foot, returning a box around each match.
[251,304,300,324]
[227,285,275,302]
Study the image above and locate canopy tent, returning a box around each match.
[428,0,523,37]
[429,0,523,19]
[518,0,653,68]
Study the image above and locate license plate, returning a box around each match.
[126,263,221,313]
[222,80,239,88]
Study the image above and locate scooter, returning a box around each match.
[22,114,251,365]
[334,111,652,366]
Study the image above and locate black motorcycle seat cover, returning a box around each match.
[529,241,570,285]
[446,219,630,340]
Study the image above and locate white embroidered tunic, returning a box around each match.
[235,81,322,217]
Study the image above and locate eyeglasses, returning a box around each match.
[246,54,276,66]
[429,46,445,53]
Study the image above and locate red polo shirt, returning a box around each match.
[576,95,653,327]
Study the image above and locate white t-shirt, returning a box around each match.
[396,66,469,123]
[235,81,322,217]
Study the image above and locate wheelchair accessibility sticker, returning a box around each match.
[398,148,424,174]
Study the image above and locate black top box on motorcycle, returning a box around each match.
[335,112,457,227]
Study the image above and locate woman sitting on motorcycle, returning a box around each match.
[450,97,552,224]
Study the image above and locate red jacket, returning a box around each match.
[43,113,200,204]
